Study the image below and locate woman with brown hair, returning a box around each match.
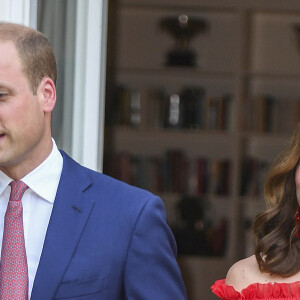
[211,122,300,299]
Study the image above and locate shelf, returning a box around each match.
[242,196,265,214]
[160,192,231,224]
[117,67,236,94]
[106,0,300,282]
[160,192,231,201]
[244,193,265,202]
[245,133,289,162]
[247,71,300,80]
[116,8,239,84]
[112,126,236,158]
[119,69,300,83]
[118,66,235,78]
[178,256,230,300]
[119,0,300,12]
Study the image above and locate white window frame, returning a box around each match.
[72,0,108,172]
[0,0,37,26]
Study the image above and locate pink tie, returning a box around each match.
[0,181,28,300]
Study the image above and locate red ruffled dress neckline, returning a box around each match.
[211,279,300,299]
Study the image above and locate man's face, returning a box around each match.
[0,41,49,178]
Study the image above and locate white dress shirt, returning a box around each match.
[0,139,63,299]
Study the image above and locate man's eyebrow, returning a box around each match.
[0,85,14,92]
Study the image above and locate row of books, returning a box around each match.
[110,85,232,131]
[241,95,300,134]
[109,88,300,134]
[240,158,269,196]
[104,150,232,196]
[105,152,269,197]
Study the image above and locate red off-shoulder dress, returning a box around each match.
[211,279,300,299]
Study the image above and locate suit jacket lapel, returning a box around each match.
[31,153,95,300]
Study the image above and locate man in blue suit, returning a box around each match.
[0,22,186,299]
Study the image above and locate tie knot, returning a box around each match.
[9,181,28,202]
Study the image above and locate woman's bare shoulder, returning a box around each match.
[225,255,300,292]
[225,255,260,292]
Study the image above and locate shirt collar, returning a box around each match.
[0,172,12,197]
[0,139,63,203]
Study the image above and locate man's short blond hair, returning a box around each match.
[0,22,57,94]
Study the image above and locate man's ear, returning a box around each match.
[37,77,56,113]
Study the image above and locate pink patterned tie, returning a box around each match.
[0,181,28,300]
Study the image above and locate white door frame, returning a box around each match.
[72,0,108,172]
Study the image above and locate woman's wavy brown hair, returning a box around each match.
[253,122,300,277]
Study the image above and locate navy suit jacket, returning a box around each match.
[30,151,187,299]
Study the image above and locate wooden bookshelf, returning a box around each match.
[111,126,235,158]
[104,1,300,299]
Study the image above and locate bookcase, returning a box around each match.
[104,1,300,299]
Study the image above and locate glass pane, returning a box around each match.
[37,0,76,154]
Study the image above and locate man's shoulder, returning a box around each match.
[61,150,160,207]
